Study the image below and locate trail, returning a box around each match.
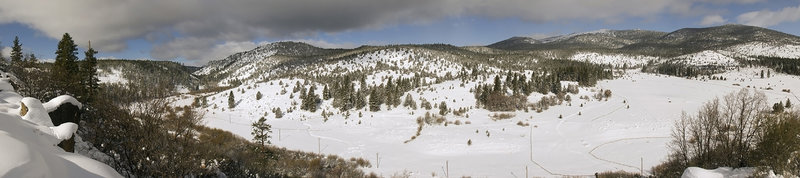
[588,136,670,171]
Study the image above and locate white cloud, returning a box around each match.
[0,0,763,63]
[700,15,726,25]
[1,47,10,58]
[737,5,800,27]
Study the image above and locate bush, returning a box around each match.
[594,170,642,178]
[490,113,515,120]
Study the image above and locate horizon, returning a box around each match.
[1,1,800,66]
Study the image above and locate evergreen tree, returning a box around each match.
[493,75,502,94]
[322,85,331,100]
[305,85,319,112]
[403,93,417,110]
[81,46,99,103]
[369,89,381,111]
[774,102,785,113]
[256,91,263,100]
[24,54,37,67]
[439,101,448,116]
[787,98,792,108]
[52,33,81,95]
[355,89,367,110]
[228,91,236,109]
[760,70,765,79]
[250,117,272,146]
[10,36,22,64]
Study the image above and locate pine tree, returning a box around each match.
[493,75,502,94]
[81,45,99,103]
[251,117,272,146]
[228,91,236,109]
[439,101,448,116]
[24,54,37,67]
[256,91,263,100]
[52,33,81,95]
[369,89,381,112]
[774,102,785,113]
[322,85,331,100]
[787,98,792,108]
[306,85,318,112]
[760,70,765,79]
[403,93,417,109]
[10,36,22,64]
[355,89,367,110]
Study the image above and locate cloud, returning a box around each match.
[700,15,726,25]
[0,0,762,63]
[737,5,800,27]
[1,47,10,58]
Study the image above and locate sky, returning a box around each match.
[0,0,800,66]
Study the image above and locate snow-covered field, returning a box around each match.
[171,67,800,177]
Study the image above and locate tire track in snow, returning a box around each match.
[588,136,670,172]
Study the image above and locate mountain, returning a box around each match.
[623,24,800,56]
[488,29,666,50]
[488,24,800,57]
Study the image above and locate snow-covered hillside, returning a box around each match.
[0,78,121,177]
[726,42,800,59]
[670,50,739,66]
[171,66,800,177]
[569,52,658,67]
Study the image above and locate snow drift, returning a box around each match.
[0,77,121,177]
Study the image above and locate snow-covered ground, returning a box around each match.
[171,67,800,177]
[0,78,121,177]
[671,50,739,66]
[726,42,800,59]
[569,52,658,67]
[97,68,128,84]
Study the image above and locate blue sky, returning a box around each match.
[1,0,799,66]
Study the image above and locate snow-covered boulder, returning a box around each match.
[0,79,121,177]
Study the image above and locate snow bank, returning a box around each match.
[0,78,121,177]
[681,167,757,178]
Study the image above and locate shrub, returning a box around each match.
[594,170,642,178]
[490,113,515,120]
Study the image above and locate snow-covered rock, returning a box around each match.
[681,167,757,178]
[0,78,121,177]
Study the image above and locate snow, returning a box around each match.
[97,68,128,84]
[681,167,757,178]
[43,95,83,113]
[170,66,800,177]
[727,42,800,59]
[569,52,658,67]
[671,50,739,66]
[21,97,54,127]
[0,77,121,177]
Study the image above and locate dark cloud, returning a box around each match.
[0,0,766,64]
